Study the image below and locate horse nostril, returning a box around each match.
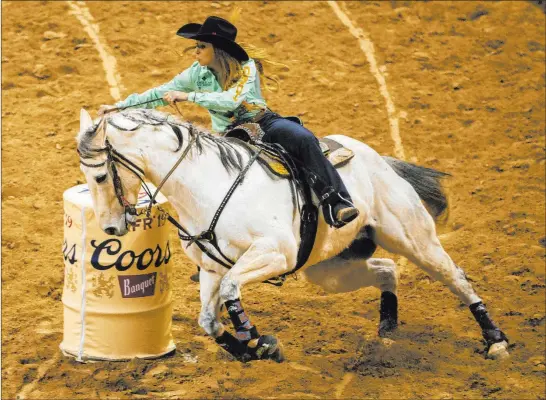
[105,227,117,235]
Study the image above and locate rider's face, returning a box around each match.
[195,41,214,66]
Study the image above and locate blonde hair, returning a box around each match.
[217,45,286,93]
[226,6,286,92]
[180,43,284,93]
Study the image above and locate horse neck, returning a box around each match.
[136,124,229,230]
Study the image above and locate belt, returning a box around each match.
[248,109,270,123]
[226,109,276,133]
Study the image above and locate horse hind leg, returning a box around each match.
[375,206,509,358]
[417,251,508,358]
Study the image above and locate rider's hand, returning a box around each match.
[163,91,188,104]
[98,104,117,116]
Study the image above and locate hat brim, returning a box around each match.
[176,24,249,62]
[176,23,202,38]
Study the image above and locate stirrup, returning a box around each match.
[331,204,359,228]
[336,206,359,224]
[320,190,359,228]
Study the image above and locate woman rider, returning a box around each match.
[99,16,359,228]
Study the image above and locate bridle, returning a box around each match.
[78,120,145,217]
[77,116,262,274]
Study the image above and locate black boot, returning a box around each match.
[318,186,359,228]
[333,202,360,226]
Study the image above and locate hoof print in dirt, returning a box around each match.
[244,335,285,363]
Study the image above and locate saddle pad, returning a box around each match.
[258,137,354,178]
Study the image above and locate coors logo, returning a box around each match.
[90,239,171,272]
[118,272,157,298]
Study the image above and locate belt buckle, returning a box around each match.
[253,109,267,123]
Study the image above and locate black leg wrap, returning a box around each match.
[379,291,398,337]
[215,331,247,360]
[225,299,260,342]
[470,302,509,346]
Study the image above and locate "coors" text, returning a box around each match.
[90,239,171,272]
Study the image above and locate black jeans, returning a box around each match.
[257,112,352,206]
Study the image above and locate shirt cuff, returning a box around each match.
[187,92,197,102]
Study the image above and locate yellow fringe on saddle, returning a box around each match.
[269,161,289,176]
[257,139,354,179]
[258,151,290,177]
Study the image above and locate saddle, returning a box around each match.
[225,121,355,178]
[224,120,355,281]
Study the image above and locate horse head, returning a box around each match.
[76,108,143,236]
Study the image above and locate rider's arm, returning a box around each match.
[115,62,199,110]
[187,60,261,112]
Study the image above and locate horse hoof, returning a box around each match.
[248,335,285,363]
[381,338,395,348]
[487,341,510,360]
[378,319,398,337]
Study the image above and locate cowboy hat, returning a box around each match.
[176,16,249,62]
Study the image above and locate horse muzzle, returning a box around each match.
[104,226,127,236]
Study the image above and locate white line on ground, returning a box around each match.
[327,1,406,161]
[16,353,60,400]
[67,1,125,101]
[326,8,409,397]
[334,372,355,399]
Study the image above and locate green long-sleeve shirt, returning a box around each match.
[115,59,267,133]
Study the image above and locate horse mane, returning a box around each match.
[77,109,255,173]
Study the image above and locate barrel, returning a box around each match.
[60,183,176,361]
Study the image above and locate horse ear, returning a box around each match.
[80,108,93,132]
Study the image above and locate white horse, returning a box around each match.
[76,108,509,362]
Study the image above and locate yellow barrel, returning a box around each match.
[60,183,176,361]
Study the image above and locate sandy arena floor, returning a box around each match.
[1,1,545,399]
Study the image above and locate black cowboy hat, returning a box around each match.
[176,16,249,62]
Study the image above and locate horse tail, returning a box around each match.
[383,156,450,220]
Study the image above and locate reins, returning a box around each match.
[147,134,197,214]
[103,97,184,117]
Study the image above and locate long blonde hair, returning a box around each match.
[223,7,286,92]
[180,42,284,94]
[213,44,285,93]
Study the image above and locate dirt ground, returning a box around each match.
[2,1,545,399]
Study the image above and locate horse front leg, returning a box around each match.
[198,268,248,361]
[219,237,293,363]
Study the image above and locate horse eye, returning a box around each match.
[95,174,108,184]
